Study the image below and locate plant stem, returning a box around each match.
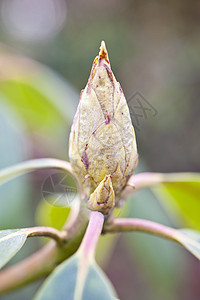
[0,158,83,195]
[75,211,104,300]
[0,241,58,294]
[121,171,200,200]
[0,201,88,295]
[21,226,68,246]
[79,211,104,258]
[104,218,180,243]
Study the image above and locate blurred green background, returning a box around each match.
[0,1,200,299]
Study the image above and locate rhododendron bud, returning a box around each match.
[87,175,115,214]
[69,41,138,214]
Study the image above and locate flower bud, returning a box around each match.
[87,175,115,214]
[69,41,138,214]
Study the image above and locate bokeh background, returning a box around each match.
[0,1,200,299]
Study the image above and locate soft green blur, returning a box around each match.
[0,1,200,299]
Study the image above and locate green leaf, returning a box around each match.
[0,102,32,229]
[133,171,200,230]
[34,253,117,300]
[0,229,28,269]
[124,188,183,298]
[177,229,200,260]
[35,200,71,230]
[0,81,64,136]
[154,175,200,229]
[0,53,78,135]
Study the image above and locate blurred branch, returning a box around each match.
[104,218,200,261]
[121,172,200,200]
[0,158,84,196]
[0,200,88,295]
[104,217,179,243]
[20,226,68,246]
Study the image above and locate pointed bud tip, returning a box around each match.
[99,40,109,63]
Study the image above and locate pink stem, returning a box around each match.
[19,226,67,245]
[122,172,200,199]
[104,218,180,243]
[74,211,104,299]
[79,211,104,258]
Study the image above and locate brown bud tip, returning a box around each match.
[99,41,110,64]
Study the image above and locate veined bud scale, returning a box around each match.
[69,41,138,214]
